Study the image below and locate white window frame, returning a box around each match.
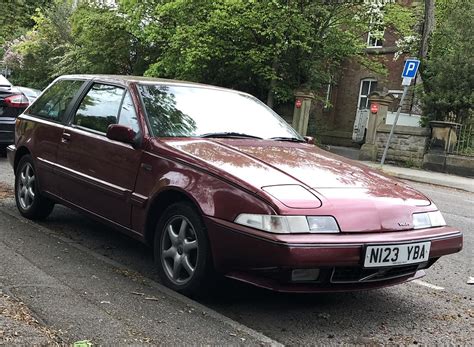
[367,30,383,48]
[367,14,384,48]
[357,79,378,110]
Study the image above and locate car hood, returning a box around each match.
[163,139,432,231]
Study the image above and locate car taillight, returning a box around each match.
[4,94,29,108]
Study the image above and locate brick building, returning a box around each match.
[312,0,421,147]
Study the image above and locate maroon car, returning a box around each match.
[7,75,462,295]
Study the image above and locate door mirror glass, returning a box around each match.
[106,124,136,145]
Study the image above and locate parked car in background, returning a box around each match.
[7,75,463,296]
[15,86,41,103]
[0,76,41,155]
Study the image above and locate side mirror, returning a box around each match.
[304,136,315,145]
[106,124,137,146]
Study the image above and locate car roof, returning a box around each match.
[15,86,41,94]
[0,75,13,92]
[0,75,12,87]
[58,74,244,95]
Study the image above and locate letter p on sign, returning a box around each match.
[402,59,420,79]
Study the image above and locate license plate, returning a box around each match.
[364,241,431,268]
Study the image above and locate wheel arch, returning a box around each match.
[14,146,31,173]
[144,187,203,246]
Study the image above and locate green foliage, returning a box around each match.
[421,0,474,125]
[120,0,374,103]
[57,5,136,75]
[4,1,150,88]
[4,1,74,88]
[0,0,51,46]
[3,0,421,107]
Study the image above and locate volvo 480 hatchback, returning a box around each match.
[7,75,463,295]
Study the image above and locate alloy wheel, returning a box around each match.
[160,215,199,285]
[18,163,36,210]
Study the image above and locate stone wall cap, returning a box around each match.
[368,91,394,105]
[294,91,315,99]
[377,124,430,136]
[429,120,461,128]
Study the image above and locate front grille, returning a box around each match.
[331,264,420,283]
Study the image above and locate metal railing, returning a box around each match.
[449,123,474,156]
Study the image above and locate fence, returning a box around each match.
[448,123,474,156]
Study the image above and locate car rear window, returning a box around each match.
[28,79,84,122]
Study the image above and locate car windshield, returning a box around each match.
[138,84,302,140]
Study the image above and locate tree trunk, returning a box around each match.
[266,57,279,109]
[410,0,436,116]
[420,0,436,60]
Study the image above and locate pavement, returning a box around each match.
[326,145,474,193]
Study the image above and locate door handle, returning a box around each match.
[61,132,71,143]
[140,163,152,172]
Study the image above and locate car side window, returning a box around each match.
[28,80,84,122]
[74,83,125,133]
[118,91,140,133]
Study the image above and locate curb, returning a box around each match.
[359,163,473,193]
[379,170,473,193]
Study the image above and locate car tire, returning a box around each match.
[154,202,215,296]
[15,155,55,220]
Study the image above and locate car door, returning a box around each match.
[55,82,142,228]
[18,79,85,196]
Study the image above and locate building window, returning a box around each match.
[367,31,383,48]
[358,79,378,110]
[324,77,332,109]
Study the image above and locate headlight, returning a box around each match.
[234,214,340,234]
[413,211,446,229]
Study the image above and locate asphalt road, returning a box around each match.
[0,157,472,345]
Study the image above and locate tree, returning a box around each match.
[56,4,140,75]
[3,1,151,88]
[0,0,52,46]
[421,0,474,124]
[119,0,378,105]
[3,1,74,88]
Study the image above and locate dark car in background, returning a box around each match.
[7,75,463,296]
[0,76,41,155]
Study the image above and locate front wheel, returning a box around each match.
[15,155,54,220]
[154,202,214,296]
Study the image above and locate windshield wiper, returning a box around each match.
[199,132,263,139]
[269,136,306,143]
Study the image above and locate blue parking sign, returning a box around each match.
[402,59,420,78]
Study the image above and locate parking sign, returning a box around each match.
[402,59,420,78]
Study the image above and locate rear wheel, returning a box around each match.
[154,202,214,296]
[15,155,54,220]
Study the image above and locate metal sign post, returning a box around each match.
[380,59,420,166]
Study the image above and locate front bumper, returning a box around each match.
[205,217,463,293]
[6,144,16,168]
